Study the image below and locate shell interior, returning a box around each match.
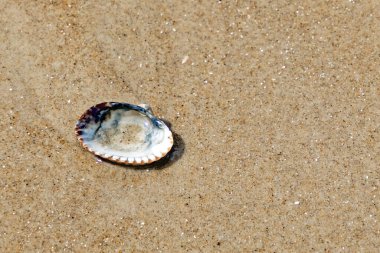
[76,102,173,165]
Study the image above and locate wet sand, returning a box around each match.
[1,0,379,251]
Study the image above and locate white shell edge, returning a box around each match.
[76,128,173,165]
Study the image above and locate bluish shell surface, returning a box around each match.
[75,102,173,165]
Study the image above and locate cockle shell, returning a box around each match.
[75,102,173,165]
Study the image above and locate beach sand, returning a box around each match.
[1,0,379,251]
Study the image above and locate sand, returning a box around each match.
[1,0,379,252]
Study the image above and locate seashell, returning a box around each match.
[75,102,173,165]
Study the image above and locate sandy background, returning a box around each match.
[1,0,379,252]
